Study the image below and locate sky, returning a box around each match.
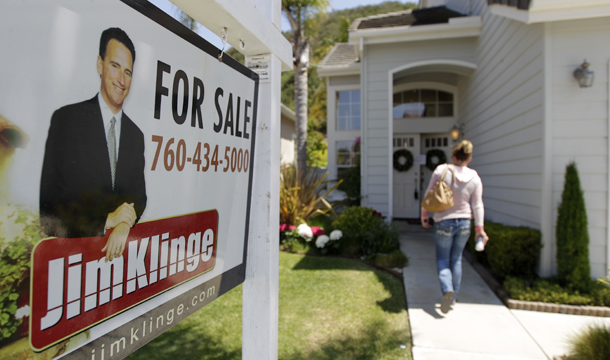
[147,0,417,49]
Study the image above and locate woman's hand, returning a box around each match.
[475,230,489,244]
[421,218,431,228]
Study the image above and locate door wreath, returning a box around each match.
[425,149,447,171]
[393,149,414,172]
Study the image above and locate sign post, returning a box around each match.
[0,0,290,358]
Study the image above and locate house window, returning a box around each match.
[424,137,449,148]
[337,90,361,130]
[393,89,453,118]
[336,140,360,175]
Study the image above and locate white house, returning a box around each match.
[319,0,610,278]
[281,104,297,166]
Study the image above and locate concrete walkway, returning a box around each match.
[398,223,610,360]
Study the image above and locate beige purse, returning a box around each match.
[421,164,455,212]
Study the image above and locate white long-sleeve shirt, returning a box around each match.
[421,164,485,231]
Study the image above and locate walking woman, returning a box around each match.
[421,140,488,313]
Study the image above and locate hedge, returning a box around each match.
[467,221,542,281]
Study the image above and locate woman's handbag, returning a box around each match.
[421,164,455,212]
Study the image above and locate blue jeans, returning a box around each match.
[434,218,471,300]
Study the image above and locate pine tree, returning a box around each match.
[556,162,591,292]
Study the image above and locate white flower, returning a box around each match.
[315,235,330,248]
[15,305,30,319]
[297,224,313,240]
[330,230,343,241]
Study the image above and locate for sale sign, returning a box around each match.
[0,0,257,358]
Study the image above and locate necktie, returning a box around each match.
[108,117,116,190]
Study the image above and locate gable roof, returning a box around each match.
[317,43,360,76]
[488,0,531,11]
[319,43,359,68]
[351,6,466,31]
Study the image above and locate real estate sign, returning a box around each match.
[0,0,257,358]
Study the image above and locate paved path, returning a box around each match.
[398,223,610,360]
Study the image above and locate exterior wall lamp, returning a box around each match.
[450,123,463,142]
[574,60,594,88]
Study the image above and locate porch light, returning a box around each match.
[450,123,462,141]
[574,60,594,88]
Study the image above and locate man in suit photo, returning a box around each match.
[40,27,147,261]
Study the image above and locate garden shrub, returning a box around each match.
[467,221,542,281]
[504,276,610,307]
[279,166,341,225]
[332,206,398,256]
[368,249,408,269]
[567,324,610,360]
[556,162,591,292]
[0,207,45,344]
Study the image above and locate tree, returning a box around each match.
[282,0,329,176]
[556,162,591,292]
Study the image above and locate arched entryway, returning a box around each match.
[388,60,477,219]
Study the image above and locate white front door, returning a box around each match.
[393,134,420,218]
[420,133,452,197]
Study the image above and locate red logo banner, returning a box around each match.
[30,210,218,351]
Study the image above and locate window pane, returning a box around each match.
[337,90,360,130]
[393,92,402,105]
[393,88,454,118]
[438,91,453,101]
[337,117,346,130]
[338,91,350,103]
[420,89,436,103]
[337,154,351,165]
[438,103,453,117]
[353,117,360,130]
[424,103,436,117]
[403,90,419,103]
[338,104,350,117]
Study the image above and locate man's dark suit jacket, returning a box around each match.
[40,95,147,238]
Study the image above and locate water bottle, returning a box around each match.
[475,236,485,252]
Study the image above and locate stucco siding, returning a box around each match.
[458,2,545,230]
[362,38,477,215]
[549,16,610,279]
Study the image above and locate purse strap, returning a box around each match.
[439,164,456,188]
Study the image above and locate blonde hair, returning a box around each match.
[452,140,473,162]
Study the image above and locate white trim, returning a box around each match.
[539,22,554,277]
[349,16,481,46]
[170,0,292,71]
[387,61,476,219]
[388,69,393,219]
[280,104,295,122]
[393,81,457,94]
[607,60,610,278]
[361,51,368,208]
[317,63,361,77]
[328,84,362,181]
[489,2,610,24]
[390,59,478,77]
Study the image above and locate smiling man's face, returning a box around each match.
[97,39,133,114]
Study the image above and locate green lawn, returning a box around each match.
[127,252,411,360]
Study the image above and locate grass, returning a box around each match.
[126,252,411,360]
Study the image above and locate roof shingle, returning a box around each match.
[318,43,359,69]
[352,6,466,31]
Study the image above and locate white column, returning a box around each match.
[242,0,281,358]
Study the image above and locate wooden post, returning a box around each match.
[167,1,284,357]
[242,1,280,359]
